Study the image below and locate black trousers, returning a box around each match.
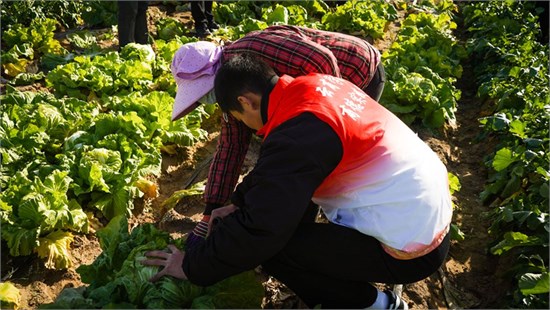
[117,1,149,48]
[363,62,386,102]
[534,0,549,43]
[262,221,450,309]
[191,1,214,30]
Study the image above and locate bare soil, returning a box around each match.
[1,3,510,309]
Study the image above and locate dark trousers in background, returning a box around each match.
[534,0,549,44]
[118,1,149,48]
[262,221,450,309]
[191,1,214,31]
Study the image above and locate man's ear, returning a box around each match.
[237,94,260,111]
[236,95,250,110]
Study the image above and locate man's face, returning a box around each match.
[231,92,263,131]
[230,108,263,131]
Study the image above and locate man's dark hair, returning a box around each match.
[214,53,277,113]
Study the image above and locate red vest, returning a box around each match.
[257,74,393,197]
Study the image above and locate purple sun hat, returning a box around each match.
[171,41,223,121]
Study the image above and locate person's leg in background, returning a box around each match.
[534,0,549,44]
[118,1,139,48]
[191,1,210,37]
[134,1,149,44]
[203,1,219,31]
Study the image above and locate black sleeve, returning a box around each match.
[182,113,343,286]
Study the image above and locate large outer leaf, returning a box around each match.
[77,215,129,285]
[492,148,517,172]
[35,230,75,269]
[490,231,545,255]
[0,282,21,309]
[519,272,550,295]
[2,224,39,257]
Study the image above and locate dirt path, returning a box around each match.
[434,56,503,309]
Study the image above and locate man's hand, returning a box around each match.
[208,204,239,235]
[142,244,188,282]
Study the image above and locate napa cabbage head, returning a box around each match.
[120,43,155,64]
[77,148,122,193]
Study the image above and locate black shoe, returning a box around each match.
[195,27,212,38]
[208,21,219,31]
[384,290,409,310]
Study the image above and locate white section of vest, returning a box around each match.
[313,128,453,252]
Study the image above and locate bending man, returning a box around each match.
[144,54,452,309]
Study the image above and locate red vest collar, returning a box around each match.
[257,75,295,137]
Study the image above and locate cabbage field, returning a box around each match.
[0,0,548,309]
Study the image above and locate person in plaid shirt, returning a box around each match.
[170,25,385,248]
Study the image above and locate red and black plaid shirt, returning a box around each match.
[204,25,380,210]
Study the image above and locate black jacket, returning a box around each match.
[183,109,343,286]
